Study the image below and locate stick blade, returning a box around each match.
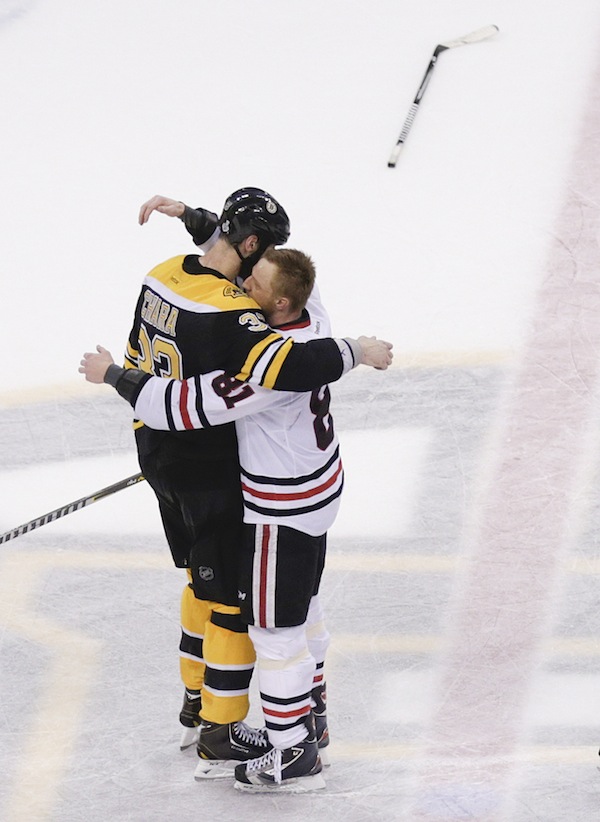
[440,24,499,50]
[388,143,403,168]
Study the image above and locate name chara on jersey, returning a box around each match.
[140,288,179,337]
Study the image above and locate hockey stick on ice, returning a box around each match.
[387,24,499,168]
[0,472,145,544]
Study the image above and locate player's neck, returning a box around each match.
[201,239,241,282]
[268,306,302,328]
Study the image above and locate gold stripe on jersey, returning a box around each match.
[147,256,260,313]
[261,336,294,389]
[235,333,285,384]
[125,340,139,368]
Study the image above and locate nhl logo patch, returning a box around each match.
[266,199,277,214]
[198,566,214,581]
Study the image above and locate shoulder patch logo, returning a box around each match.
[223,284,246,298]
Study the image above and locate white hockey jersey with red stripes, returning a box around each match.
[133,285,343,537]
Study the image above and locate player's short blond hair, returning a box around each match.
[263,247,316,314]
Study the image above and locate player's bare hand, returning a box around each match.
[138,195,185,225]
[78,345,115,383]
[357,336,394,370]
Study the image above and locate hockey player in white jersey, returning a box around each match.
[81,247,393,792]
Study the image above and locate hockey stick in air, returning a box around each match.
[0,472,145,544]
[387,24,499,168]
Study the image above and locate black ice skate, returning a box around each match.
[194,720,272,780]
[312,682,330,766]
[179,689,202,750]
[233,714,326,793]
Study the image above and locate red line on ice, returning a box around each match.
[411,58,600,816]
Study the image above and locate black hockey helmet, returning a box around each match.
[219,187,290,247]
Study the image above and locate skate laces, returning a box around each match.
[233,721,270,749]
[246,746,283,783]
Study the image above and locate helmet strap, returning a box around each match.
[235,238,267,280]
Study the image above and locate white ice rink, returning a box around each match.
[2,1,600,819]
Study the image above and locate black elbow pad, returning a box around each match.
[181,206,219,246]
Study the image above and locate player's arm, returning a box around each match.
[227,314,393,391]
[79,347,279,430]
[132,372,277,431]
[138,194,219,249]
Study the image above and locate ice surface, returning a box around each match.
[2,1,600,820]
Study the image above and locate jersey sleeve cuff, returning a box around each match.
[336,338,362,373]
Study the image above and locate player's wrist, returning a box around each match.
[104,363,125,387]
[105,366,152,406]
[337,338,362,372]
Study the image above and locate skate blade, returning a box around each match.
[318,745,331,767]
[234,772,327,794]
[194,759,237,780]
[180,726,200,750]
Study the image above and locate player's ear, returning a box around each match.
[243,234,260,255]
